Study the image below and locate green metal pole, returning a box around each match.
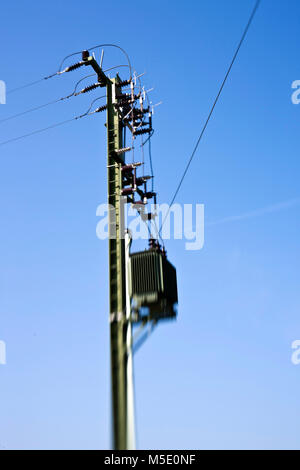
[106,76,127,450]
[125,231,136,450]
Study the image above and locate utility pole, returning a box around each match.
[106,76,129,450]
[125,230,136,450]
[62,50,177,449]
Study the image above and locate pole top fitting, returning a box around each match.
[82,50,90,61]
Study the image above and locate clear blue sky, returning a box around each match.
[0,0,300,450]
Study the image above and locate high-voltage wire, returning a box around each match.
[6,43,132,95]
[0,95,107,147]
[159,0,261,234]
[0,117,80,147]
[1,73,97,124]
[1,67,129,125]
[6,73,58,95]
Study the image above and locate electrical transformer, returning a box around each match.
[129,247,178,320]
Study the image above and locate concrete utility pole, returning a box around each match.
[106,76,133,450]
[67,50,177,450]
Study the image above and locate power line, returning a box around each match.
[6,44,132,96]
[0,73,97,125]
[0,94,107,147]
[6,73,58,95]
[58,44,132,77]
[82,95,107,115]
[103,64,129,73]
[159,0,261,234]
[148,131,155,192]
[2,65,128,126]
[88,44,132,79]
[0,117,79,147]
[140,130,155,187]
[0,97,63,124]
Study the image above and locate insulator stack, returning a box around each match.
[121,162,142,172]
[95,105,107,113]
[133,127,152,136]
[135,176,151,186]
[122,169,132,176]
[114,147,132,155]
[134,107,150,116]
[118,79,131,88]
[83,83,101,93]
[117,94,130,102]
[133,120,147,128]
[75,83,101,96]
[121,165,131,171]
[121,187,135,196]
[144,191,156,199]
[63,61,87,73]
[116,94,139,105]
[121,164,135,173]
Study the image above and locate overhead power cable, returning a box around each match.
[159,0,261,234]
[103,65,129,73]
[57,43,132,76]
[148,131,155,192]
[0,95,107,148]
[0,73,100,125]
[3,64,128,125]
[88,44,132,79]
[7,72,59,95]
[0,97,65,124]
[0,117,80,147]
[7,44,132,96]
[79,95,107,116]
